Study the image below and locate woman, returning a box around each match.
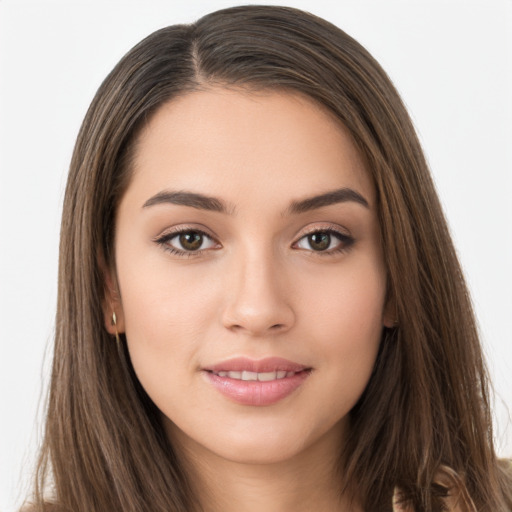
[27,5,512,511]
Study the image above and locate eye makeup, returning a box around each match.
[291,221,355,256]
[293,228,354,255]
[153,221,355,259]
[153,226,221,258]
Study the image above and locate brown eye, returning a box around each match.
[158,229,218,254]
[307,232,331,251]
[295,229,353,253]
[179,232,204,251]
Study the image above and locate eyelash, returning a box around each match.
[292,228,354,256]
[154,227,219,258]
[154,226,354,258]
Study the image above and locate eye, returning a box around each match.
[294,229,353,253]
[155,229,218,255]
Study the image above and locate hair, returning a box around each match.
[27,5,511,512]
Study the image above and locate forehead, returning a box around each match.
[126,87,374,210]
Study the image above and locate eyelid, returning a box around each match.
[153,224,221,256]
[291,222,354,253]
[153,223,218,242]
[293,222,351,241]
[153,222,353,257]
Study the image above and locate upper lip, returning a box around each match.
[204,357,310,373]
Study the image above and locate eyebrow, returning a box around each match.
[142,190,230,213]
[142,187,369,215]
[286,187,369,215]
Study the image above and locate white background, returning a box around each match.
[1,1,511,510]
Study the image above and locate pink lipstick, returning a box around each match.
[203,357,311,406]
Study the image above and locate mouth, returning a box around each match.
[203,356,310,374]
[202,357,312,406]
[207,369,302,381]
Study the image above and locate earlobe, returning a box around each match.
[104,296,125,336]
[100,260,125,335]
[383,315,398,329]
[382,292,398,329]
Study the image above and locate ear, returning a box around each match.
[382,287,397,329]
[99,256,125,335]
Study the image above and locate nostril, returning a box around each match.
[221,297,295,335]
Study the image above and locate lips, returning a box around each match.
[203,357,311,406]
[211,369,296,381]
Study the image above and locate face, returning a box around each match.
[107,88,391,466]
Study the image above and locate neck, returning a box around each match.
[172,426,362,512]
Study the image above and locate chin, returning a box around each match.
[208,436,308,465]
[168,413,345,468]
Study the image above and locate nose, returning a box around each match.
[221,250,295,337]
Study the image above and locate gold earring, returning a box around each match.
[111,311,121,346]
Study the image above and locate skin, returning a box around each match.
[106,88,392,512]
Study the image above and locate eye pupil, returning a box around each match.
[309,232,330,251]
[179,232,203,251]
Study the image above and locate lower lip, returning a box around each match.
[204,370,311,406]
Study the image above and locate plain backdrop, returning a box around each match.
[1,1,511,510]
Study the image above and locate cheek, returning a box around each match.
[298,254,386,398]
[118,246,217,334]
[115,252,221,395]
[299,253,386,342]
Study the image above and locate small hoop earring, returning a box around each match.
[111,311,121,347]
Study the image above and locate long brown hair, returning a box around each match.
[28,5,511,511]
